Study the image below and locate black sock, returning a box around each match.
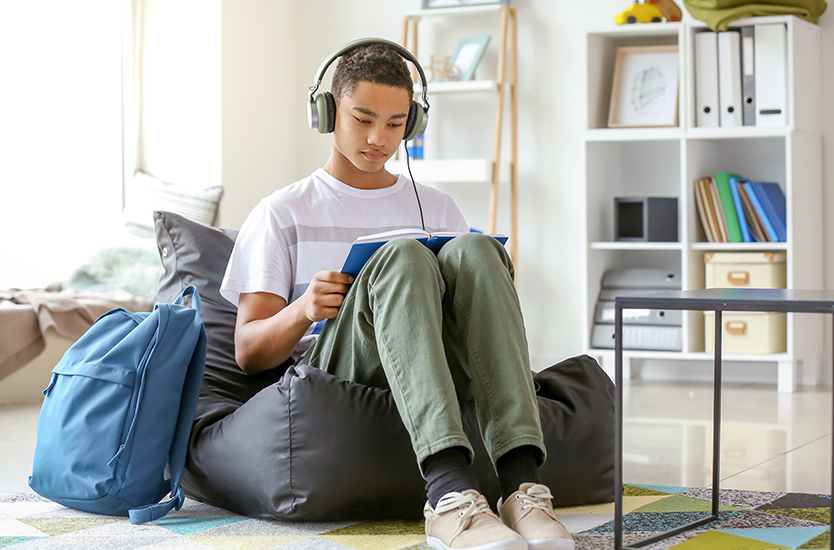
[496,445,542,501]
[422,447,480,508]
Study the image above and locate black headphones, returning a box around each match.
[307,37,430,141]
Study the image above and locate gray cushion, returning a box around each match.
[153,210,614,520]
[154,211,288,438]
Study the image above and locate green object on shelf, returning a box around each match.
[682,0,827,31]
[714,171,743,243]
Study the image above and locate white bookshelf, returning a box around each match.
[582,16,823,392]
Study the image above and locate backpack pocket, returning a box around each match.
[30,361,138,501]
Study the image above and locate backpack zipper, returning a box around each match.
[107,334,157,469]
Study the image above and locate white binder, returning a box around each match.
[591,324,682,351]
[717,30,742,127]
[740,26,756,125]
[594,301,682,326]
[694,31,719,128]
[754,23,787,127]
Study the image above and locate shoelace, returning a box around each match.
[516,484,554,513]
[434,492,491,537]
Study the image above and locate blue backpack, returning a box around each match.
[29,285,207,524]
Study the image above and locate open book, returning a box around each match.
[341,228,508,277]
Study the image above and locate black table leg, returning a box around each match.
[712,309,722,517]
[615,302,624,550]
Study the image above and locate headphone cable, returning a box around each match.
[404,142,426,232]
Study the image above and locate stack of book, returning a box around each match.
[591,268,682,351]
[694,172,787,243]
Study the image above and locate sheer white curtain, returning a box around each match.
[126,0,142,198]
[0,0,128,289]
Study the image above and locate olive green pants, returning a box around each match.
[304,233,545,473]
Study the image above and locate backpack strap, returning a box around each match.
[173,284,202,311]
[128,486,183,524]
[129,286,207,525]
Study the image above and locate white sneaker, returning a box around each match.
[498,483,575,550]
[424,489,528,550]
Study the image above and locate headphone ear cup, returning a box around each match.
[324,91,337,133]
[403,100,427,142]
[313,92,337,134]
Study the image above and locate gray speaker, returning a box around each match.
[614,197,678,242]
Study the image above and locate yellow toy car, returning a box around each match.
[615,1,664,24]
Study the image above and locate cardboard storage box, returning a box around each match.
[704,252,786,289]
[704,311,786,354]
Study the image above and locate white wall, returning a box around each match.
[218,0,303,229]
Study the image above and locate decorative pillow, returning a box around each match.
[125,172,223,237]
[153,211,284,438]
[153,210,615,520]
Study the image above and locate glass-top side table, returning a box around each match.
[614,288,834,550]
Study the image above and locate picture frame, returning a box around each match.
[608,45,679,128]
[446,35,491,82]
[422,0,508,8]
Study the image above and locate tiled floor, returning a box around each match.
[0,402,40,497]
[1,379,831,498]
[622,379,831,495]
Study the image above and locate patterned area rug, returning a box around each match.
[0,485,829,549]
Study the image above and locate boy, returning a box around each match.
[220,39,574,550]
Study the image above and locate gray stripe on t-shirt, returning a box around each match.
[288,282,307,304]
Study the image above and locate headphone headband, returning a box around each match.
[307,37,430,112]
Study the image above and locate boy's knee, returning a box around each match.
[453,232,502,251]
[442,233,511,266]
[365,237,439,275]
[380,237,435,261]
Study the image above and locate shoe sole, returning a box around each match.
[427,536,529,550]
[528,538,575,550]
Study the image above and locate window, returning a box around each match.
[0,1,125,288]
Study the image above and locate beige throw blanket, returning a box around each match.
[0,285,151,382]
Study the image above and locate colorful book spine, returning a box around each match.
[738,184,769,242]
[694,178,715,242]
[753,182,787,242]
[714,172,743,242]
[708,177,728,242]
[729,176,753,242]
[743,181,779,242]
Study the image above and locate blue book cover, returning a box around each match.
[743,182,779,242]
[340,229,508,277]
[754,182,787,242]
[729,176,753,243]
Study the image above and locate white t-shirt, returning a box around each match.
[220,168,469,361]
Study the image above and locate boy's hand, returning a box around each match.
[302,271,354,322]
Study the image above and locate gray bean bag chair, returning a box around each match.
[153,210,614,520]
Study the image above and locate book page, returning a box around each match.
[353,228,429,244]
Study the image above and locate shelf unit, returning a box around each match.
[387,4,519,266]
[582,16,823,392]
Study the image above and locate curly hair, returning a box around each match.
[331,42,414,101]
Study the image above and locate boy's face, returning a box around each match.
[332,81,412,174]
